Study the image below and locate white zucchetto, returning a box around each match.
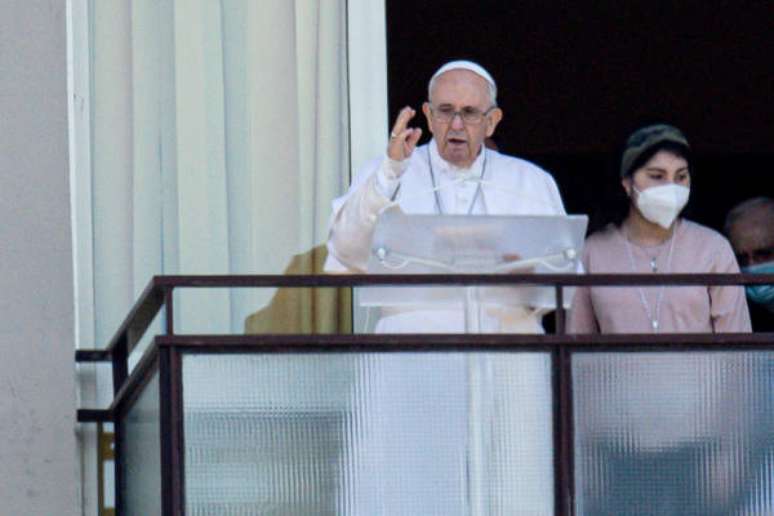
[430,60,496,90]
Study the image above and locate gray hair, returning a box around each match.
[724,196,774,235]
[427,71,498,107]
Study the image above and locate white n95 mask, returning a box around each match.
[633,184,690,229]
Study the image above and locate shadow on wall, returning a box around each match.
[244,245,352,334]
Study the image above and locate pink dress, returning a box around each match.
[568,219,751,333]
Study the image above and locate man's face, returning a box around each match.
[728,207,774,268]
[422,70,502,168]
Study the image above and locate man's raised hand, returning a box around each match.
[387,106,423,162]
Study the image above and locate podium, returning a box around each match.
[360,207,589,332]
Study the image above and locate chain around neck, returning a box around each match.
[427,145,488,215]
[622,220,679,332]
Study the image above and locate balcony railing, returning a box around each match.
[76,273,774,516]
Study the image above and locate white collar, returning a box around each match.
[429,139,486,181]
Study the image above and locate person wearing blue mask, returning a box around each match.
[725,196,774,331]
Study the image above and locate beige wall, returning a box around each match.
[0,1,79,514]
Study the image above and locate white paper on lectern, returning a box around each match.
[361,207,588,309]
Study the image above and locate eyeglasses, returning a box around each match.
[430,105,495,125]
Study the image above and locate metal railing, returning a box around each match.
[75,273,774,516]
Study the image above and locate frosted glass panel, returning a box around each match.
[183,352,554,515]
[573,352,774,516]
[122,371,161,516]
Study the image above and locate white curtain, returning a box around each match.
[86,0,356,347]
[73,1,387,512]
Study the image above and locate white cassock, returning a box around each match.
[325,139,564,515]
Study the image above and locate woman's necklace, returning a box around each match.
[649,256,658,273]
[622,221,679,332]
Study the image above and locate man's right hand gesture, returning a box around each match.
[387,106,423,163]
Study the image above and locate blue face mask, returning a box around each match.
[743,261,774,311]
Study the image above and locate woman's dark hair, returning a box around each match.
[622,140,691,179]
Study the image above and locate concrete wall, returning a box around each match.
[0,1,79,514]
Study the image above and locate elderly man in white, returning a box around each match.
[325,61,565,515]
[327,60,566,334]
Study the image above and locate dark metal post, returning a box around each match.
[554,272,568,516]
[164,287,175,335]
[552,347,565,516]
[114,419,124,515]
[160,346,185,515]
[553,343,576,516]
[112,334,129,399]
[555,285,566,335]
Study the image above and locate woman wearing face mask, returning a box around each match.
[567,125,759,515]
[568,124,751,334]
